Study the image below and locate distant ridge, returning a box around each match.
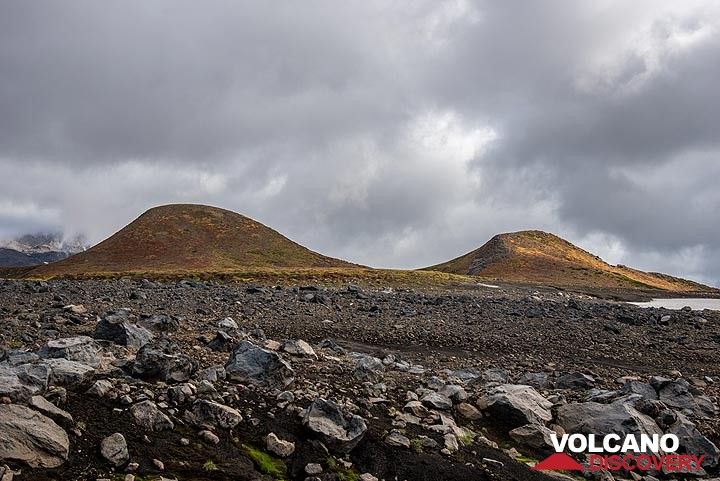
[31,204,357,276]
[426,230,716,292]
[0,232,85,268]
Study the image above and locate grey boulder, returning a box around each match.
[0,364,46,402]
[100,433,129,467]
[0,404,69,468]
[94,310,153,349]
[352,354,384,381]
[225,341,294,388]
[132,338,196,382]
[130,400,174,431]
[303,399,367,453]
[38,336,101,367]
[667,413,720,468]
[283,339,317,358]
[659,379,718,419]
[43,358,95,387]
[207,331,236,352]
[509,423,556,454]
[556,399,662,441]
[555,372,596,390]
[479,384,553,429]
[421,392,453,411]
[186,400,243,430]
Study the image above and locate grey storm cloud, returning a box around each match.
[0,0,719,285]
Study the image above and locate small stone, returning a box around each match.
[130,401,174,431]
[456,402,482,420]
[283,339,317,358]
[87,380,113,397]
[421,392,452,410]
[199,430,220,445]
[152,459,164,470]
[100,433,129,467]
[179,438,190,446]
[29,396,73,424]
[305,463,323,475]
[218,317,239,330]
[385,431,411,448]
[359,474,378,481]
[444,434,459,452]
[265,432,295,457]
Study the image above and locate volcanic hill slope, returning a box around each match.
[31,204,358,277]
[427,230,715,292]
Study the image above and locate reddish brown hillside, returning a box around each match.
[31,204,356,276]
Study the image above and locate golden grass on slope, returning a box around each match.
[21,266,478,289]
[429,230,716,293]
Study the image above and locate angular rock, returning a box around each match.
[100,433,129,467]
[0,365,44,402]
[303,399,367,453]
[218,317,239,330]
[555,372,595,390]
[483,368,510,384]
[480,384,552,429]
[132,338,196,382]
[456,402,482,420]
[137,314,180,333]
[3,351,39,367]
[167,384,194,405]
[352,354,384,381]
[43,358,95,387]
[403,400,431,418]
[667,414,720,468]
[421,392,453,411]
[225,341,294,388]
[444,434,459,452]
[556,399,662,442]
[94,310,153,349]
[385,431,411,448]
[207,331,235,352]
[130,400,174,431]
[619,380,657,400]
[659,379,718,418]
[29,396,73,424]
[517,372,550,389]
[86,380,113,397]
[0,404,69,468]
[38,336,101,367]
[283,339,317,358]
[509,424,556,453]
[186,400,242,430]
[265,432,295,457]
[439,384,468,402]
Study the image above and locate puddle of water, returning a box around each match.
[629,298,720,311]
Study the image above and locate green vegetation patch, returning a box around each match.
[326,456,360,481]
[242,444,287,479]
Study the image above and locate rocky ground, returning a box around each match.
[1,278,719,481]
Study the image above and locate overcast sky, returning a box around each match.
[1,1,719,285]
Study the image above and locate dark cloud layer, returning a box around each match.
[1,1,718,285]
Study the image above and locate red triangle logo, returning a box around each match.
[533,453,584,471]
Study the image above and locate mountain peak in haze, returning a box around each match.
[0,232,86,267]
[32,204,356,276]
[427,230,714,292]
